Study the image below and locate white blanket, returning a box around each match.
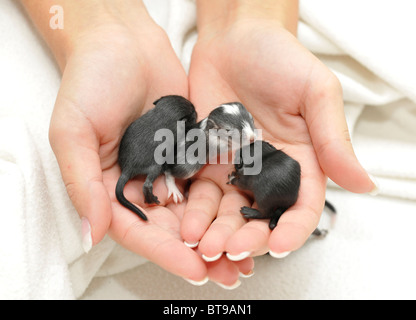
[0,0,415,299]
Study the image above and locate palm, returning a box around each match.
[184,21,335,257]
[50,23,254,283]
[51,25,211,280]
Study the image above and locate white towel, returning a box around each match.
[299,0,416,200]
[0,0,415,300]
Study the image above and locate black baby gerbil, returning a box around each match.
[228,140,301,230]
[116,95,196,220]
[228,140,336,234]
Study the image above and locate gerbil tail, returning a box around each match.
[324,200,337,213]
[324,199,337,231]
[116,173,148,221]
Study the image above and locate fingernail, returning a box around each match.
[368,174,379,196]
[81,217,92,253]
[269,250,291,259]
[226,251,251,261]
[184,240,199,248]
[184,276,209,286]
[215,279,241,290]
[202,252,223,262]
[239,270,254,278]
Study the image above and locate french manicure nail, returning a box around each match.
[215,279,242,290]
[184,241,199,248]
[239,270,254,278]
[368,174,380,196]
[269,250,291,259]
[81,217,92,253]
[226,251,251,261]
[202,252,223,262]
[184,276,209,286]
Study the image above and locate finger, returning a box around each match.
[109,203,208,283]
[180,178,223,246]
[268,165,326,255]
[225,219,271,260]
[192,247,254,286]
[167,198,188,221]
[234,257,255,278]
[303,70,376,194]
[49,100,111,250]
[206,256,241,288]
[198,190,249,260]
[206,256,255,288]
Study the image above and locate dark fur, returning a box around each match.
[116,95,197,220]
[229,140,336,234]
[116,98,256,221]
[228,140,301,229]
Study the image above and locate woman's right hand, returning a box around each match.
[37,1,254,285]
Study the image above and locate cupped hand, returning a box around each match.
[182,19,375,261]
[47,15,253,284]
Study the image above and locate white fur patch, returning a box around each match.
[221,103,240,115]
[242,121,256,142]
[164,172,184,204]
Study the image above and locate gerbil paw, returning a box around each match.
[240,206,261,219]
[166,180,184,204]
[227,172,236,185]
[144,193,160,205]
[168,188,184,204]
[312,228,329,237]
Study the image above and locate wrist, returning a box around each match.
[196,0,298,38]
[21,0,155,69]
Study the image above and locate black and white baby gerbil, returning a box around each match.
[228,140,336,234]
[116,95,196,220]
[161,102,257,205]
[165,102,256,181]
[116,97,256,221]
[228,140,300,230]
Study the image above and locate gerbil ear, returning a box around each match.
[206,118,218,130]
[153,97,162,105]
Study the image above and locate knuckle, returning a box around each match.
[64,181,81,208]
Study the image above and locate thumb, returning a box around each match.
[49,95,112,252]
[304,73,377,194]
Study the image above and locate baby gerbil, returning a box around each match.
[228,140,336,234]
[228,140,300,230]
[163,102,257,204]
[116,98,257,221]
[165,102,256,182]
[116,95,197,220]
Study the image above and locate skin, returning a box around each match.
[21,0,252,286]
[181,0,375,259]
[20,0,375,287]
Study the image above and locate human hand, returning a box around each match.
[47,14,208,280]
[182,1,376,263]
[21,0,253,285]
